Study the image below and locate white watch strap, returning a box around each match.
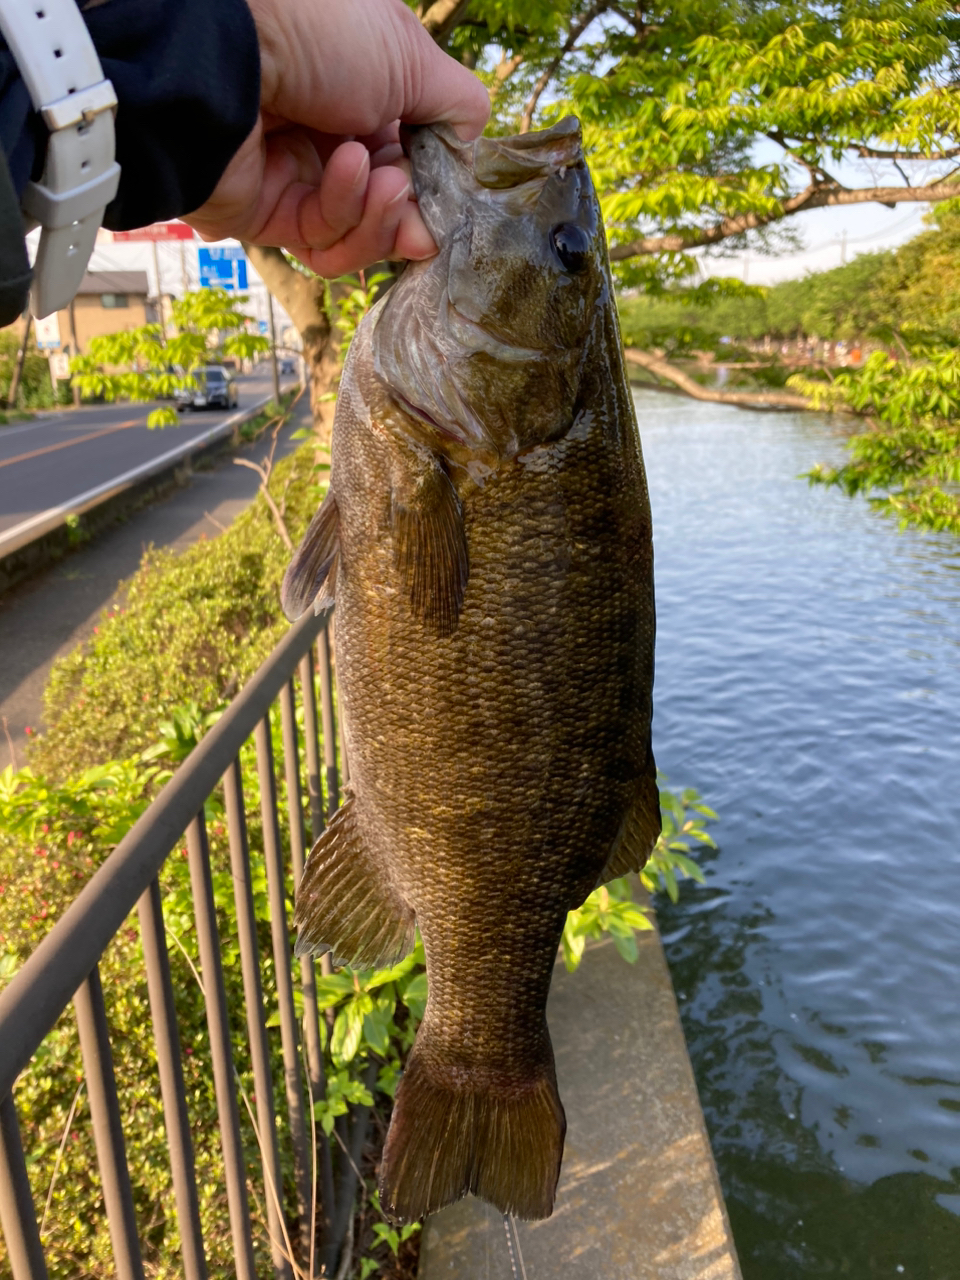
[0,0,120,319]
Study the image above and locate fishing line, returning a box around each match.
[502,1214,529,1280]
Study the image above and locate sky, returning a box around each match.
[693,141,947,285]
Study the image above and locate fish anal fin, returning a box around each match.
[282,490,340,621]
[293,794,415,970]
[379,1034,565,1223]
[391,464,468,637]
[597,769,661,886]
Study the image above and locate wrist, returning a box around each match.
[244,0,285,111]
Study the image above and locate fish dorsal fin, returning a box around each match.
[281,490,340,621]
[391,462,468,637]
[597,768,661,885]
[293,792,415,970]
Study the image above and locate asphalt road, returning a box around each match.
[0,394,313,767]
[0,368,295,542]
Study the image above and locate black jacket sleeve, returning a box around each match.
[0,0,260,323]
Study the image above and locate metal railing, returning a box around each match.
[0,606,357,1280]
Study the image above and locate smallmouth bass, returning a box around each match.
[282,117,659,1223]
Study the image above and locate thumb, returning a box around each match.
[398,14,490,140]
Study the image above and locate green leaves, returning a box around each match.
[68,287,268,412]
[311,940,429,1069]
[561,779,715,972]
[477,0,960,280]
[562,877,654,972]
[311,1069,374,1136]
[801,342,960,535]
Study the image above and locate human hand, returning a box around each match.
[183,0,490,276]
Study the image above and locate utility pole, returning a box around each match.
[151,241,167,337]
[840,230,847,265]
[6,309,32,408]
[68,299,81,407]
[180,241,189,296]
[267,291,281,406]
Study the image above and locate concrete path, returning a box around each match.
[0,396,312,769]
[419,928,742,1280]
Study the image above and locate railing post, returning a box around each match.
[316,627,340,815]
[137,878,208,1280]
[255,717,313,1261]
[0,1095,48,1280]
[73,967,145,1280]
[280,680,326,1098]
[298,649,325,839]
[222,759,294,1280]
[185,816,258,1280]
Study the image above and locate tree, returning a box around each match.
[70,288,269,427]
[477,1,960,270]
[228,2,960,420]
[242,245,346,437]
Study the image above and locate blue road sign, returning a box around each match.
[198,245,248,291]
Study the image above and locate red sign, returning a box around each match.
[110,222,196,242]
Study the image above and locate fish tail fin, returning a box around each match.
[293,794,415,969]
[379,1031,565,1223]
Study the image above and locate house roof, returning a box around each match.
[77,271,150,296]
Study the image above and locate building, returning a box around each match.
[32,271,156,357]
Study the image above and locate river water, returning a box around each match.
[638,390,960,1280]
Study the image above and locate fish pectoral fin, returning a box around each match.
[391,461,468,637]
[281,490,340,621]
[293,794,415,970]
[597,767,662,885]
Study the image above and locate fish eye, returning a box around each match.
[550,224,590,273]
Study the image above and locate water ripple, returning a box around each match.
[639,391,960,1277]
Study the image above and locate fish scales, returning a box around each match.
[283,117,659,1224]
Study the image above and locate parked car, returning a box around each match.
[175,366,239,412]
[280,358,296,375]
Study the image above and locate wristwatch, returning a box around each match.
[0,0,120,318]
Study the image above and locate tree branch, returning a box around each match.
[609,178,960,260]
[519,2,610,133]
[420,0,471,43]
[489,51,524,101]
[623,347,814,410]
[853,144,960,162]
[766,130,842,186]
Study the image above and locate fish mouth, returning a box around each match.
[402,118,585,248]
[401,117,584,190]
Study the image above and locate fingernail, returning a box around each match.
[385,183,412,214]
[350,151,370,196]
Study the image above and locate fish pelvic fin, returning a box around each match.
[293,794,415,969]
[281,490,340,621]
[597,764,661,885]
[379,1035,565,1223]
[391,463,468,638]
